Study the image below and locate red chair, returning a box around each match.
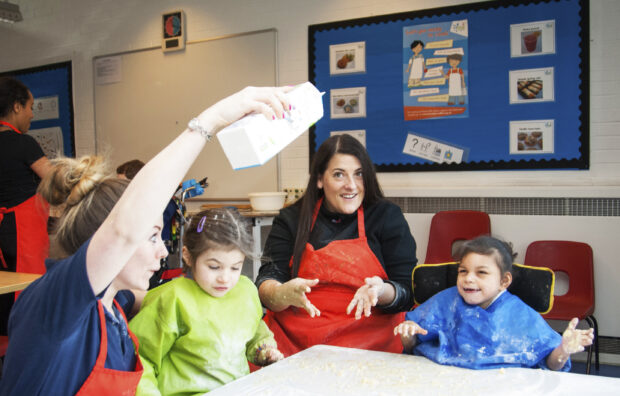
[425,210,491,264]
[524,240,598,374]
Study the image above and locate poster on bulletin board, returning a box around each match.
[308,0,589,171]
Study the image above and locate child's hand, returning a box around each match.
[547,318,594,370]
[394,320,428,353]
[346,276,384,320]
[393,320,428,338]
[277,278,321,317]
[561,318,594,354]
[255,344,284,366]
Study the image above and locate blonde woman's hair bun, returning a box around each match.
[39,155,108,207]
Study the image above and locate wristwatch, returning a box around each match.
[188,118,213,141]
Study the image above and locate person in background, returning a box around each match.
[256,133,418,356]
[116,159,145,180]
[394,235,594,371]
[0,86,291,395]
[0,76,51,336]
[130,208,283,395]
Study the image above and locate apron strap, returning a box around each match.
[113,300,140,353]
[93,300,140,369]
[0,207,9,268]
[93,301,109,368]
[0,121,22,134]
[310,198,323,230]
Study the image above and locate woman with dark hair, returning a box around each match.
[256,133,417,356]
[0,76,51,335]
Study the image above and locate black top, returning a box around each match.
[0,131,45,208]
[256,199,417,313]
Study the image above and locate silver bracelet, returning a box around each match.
[188,118,213,141]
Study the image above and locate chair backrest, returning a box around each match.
[425,210,491,263]
[411,262,555,314]
[524,240,594,316]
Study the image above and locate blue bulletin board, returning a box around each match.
[0,61,75,158]
[309,0,589,171]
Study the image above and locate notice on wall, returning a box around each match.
[32,96,59,121]
[94,56,122,85]
[403,132,466,164]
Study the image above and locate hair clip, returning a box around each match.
[197,216,206,233]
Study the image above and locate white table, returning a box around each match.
[208,344,620,395]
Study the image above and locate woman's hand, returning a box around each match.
[561,318,594,354]
[196,86,293,135]
[261,278,321,317]
[346,276,386,320]
[393,320,428,353]
[255,344,285,366]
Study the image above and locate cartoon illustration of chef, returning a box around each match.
[441,53,466,105]
[405,40,426,88]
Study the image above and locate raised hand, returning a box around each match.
[274,277,321,317]
[346,276,385,320]
[561,317,594,354]
[197,86,293,135]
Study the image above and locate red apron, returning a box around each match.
[0,121,49,275]
[263,200,405,357]
[0,195,49,274]
[76,300,144,396]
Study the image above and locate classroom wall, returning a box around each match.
[1,0,619,337]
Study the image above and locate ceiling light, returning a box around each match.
[0,1,23,23]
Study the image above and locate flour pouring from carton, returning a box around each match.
[217,82,324,170]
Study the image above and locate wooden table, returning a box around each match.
[208,345,620,395]
[0,272,41,294]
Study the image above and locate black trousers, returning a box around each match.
[0,212,17,336]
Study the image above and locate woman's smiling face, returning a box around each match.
[317,153,365,215]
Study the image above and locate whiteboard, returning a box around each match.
[93,29,278,198]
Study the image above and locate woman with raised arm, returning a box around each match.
[0,86,290,396]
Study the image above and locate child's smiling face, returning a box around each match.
[457,252,511,309]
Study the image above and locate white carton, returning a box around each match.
[217,82,324,170]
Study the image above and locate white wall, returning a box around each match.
[2,0,619,336]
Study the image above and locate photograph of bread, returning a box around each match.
[517,79,543,100]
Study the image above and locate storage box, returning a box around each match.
[217,82,324,170]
